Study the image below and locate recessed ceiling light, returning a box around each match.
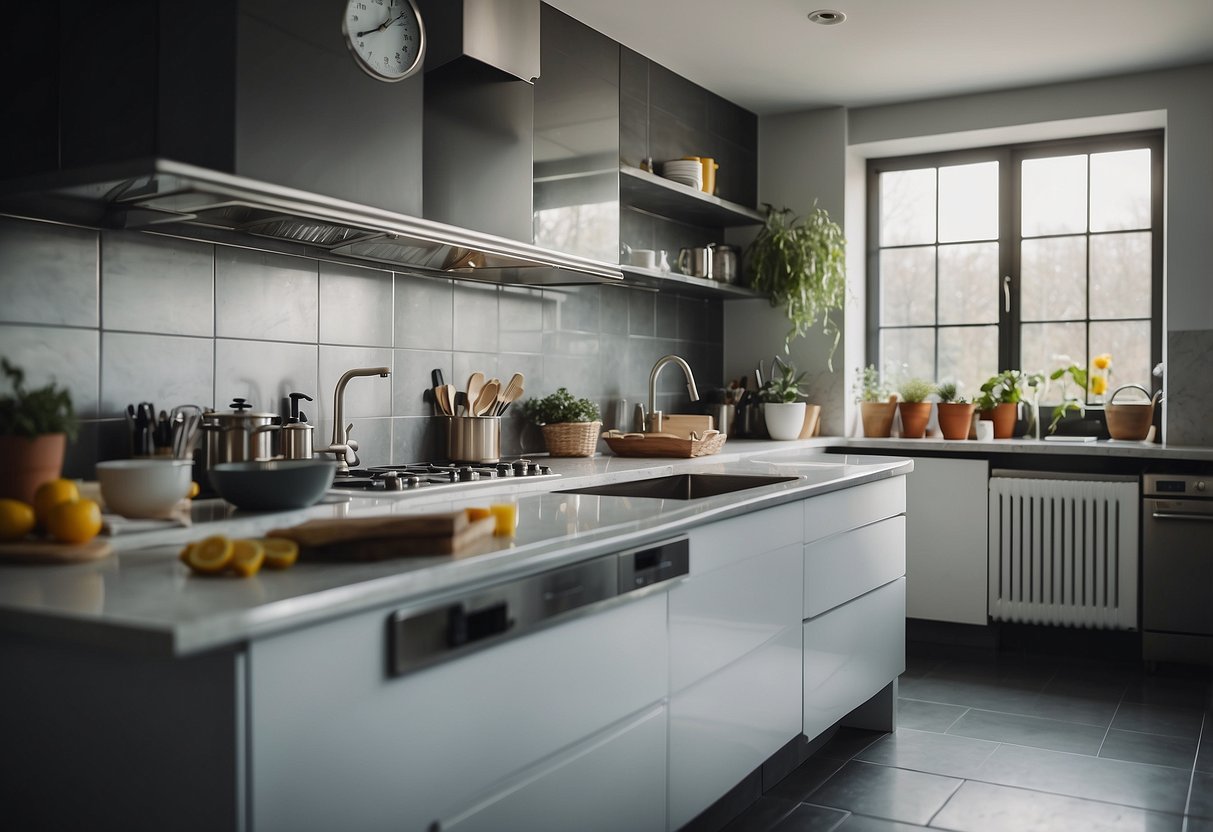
[807,9,846,25]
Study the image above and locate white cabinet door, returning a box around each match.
[804,516,906,618]
[248,593,667,832]
[804,578,906,741]
[441,705,667,832]
[668,625,802,831]
[686,500,801,575]
[804,476,905,545]
[903,456,989,625]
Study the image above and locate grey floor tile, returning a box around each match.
[769,803,848,831]
[816,728,887,760]
[767,754,849,802]
[806,761,962,826]
[931,780,1184,832]
[1187,818,1213,832]
[927,656,1058,687]
[947,707,1107,754]
[896,699,967,733]
[831,816,929,831]
[896,676,1044,715]
[1199,722,1213,773]
[1191,772,1213,820]
[1112,702,1206,740]
[719,796,799,832]
[856,728,999,779]
[973,743,1192,814]
[1097,729,1198,769]
[1123,676,1212,710]
[1027,689,1122,727]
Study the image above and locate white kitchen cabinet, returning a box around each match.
[248,592,668,832]
[902,456,989,625]
[804,516,906,618]
[440,705,667,832]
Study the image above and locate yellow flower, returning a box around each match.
[1093,353,1112,370]
[1091,375,1108,395]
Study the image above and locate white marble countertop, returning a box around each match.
[832,435,1213,461]
[0,442,910,657]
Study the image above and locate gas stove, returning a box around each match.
[330,459,558,494]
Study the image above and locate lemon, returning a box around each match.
[0,498,36,542]
[260,537,299,570]
[465,506,491,521]
[229,538,265,577]
[178,542,195,564]
[47,499,103,544]
[186,535,234,574]
[188,481,200,499]
[34,478,79,530]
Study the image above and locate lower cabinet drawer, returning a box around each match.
[440,705,667,832]
[804,515,906,618]
[669,625,803,831]
[803,578,905,741]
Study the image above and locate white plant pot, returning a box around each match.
[763,402,807,440]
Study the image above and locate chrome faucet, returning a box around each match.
[645,354,699,433]
[318,366,391,473]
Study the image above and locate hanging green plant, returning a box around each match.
[745,204,846,370]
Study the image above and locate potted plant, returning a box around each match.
[975,370,1026,439]
[935,381,976,441]
[745,204,846,370]
[521,387,601,457]
[896,377,934,438]
[854,364,898,438]
[759,358,808,440]
[0,358,79,504]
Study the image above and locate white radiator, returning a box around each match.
[988,473,1139,630]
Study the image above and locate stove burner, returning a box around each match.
[331,459,557,493]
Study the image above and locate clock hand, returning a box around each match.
[356,10,407,38]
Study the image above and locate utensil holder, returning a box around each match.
[447,416,500,463]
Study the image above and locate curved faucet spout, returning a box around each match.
[323,366,391,472]
[646,354,699,433]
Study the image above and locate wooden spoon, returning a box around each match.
[465,372,485,415]
[473,380,500,417]
[496,372,525,415]
[434,384,450,415]
[444,384,458,416]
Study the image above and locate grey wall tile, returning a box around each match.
[391,415,447,463]
[678,295,710,342]
[1164,329,1213,445]
[629,289,656,336]
[452,282,499,353]
[600,286,631,336]
[392,349,452,418]
[0,217,98,326]
[214,339,318,415]
[101,231,214,336]
[656,294,679,338]
[100,332,213,416]
[319,261,393,347]
[316,347,394,426]
[394,274,453,350]
[546,285,600,333]
[499,287,544,354]
[215,247,318,343]
[0,325,100,417]
[452,352,500,399]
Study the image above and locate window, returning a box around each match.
[867,132,1162,406]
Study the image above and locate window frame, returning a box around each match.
[866,130,1163,400]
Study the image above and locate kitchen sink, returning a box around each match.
[557,473,797,501]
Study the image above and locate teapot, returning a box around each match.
[677,244,714,279]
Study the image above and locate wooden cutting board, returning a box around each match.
[268,511,497,560]
[0,538,113,564]
[660,414,714,439]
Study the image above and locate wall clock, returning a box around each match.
[342,0,426,82]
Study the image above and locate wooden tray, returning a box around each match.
[0,538,113,564]
[602,431,727,458]
[268,511,497,560]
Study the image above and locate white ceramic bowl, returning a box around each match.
[96,459,194,518]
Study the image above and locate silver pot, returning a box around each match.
[252,421,315,460]
[201,399,279,467]
[714,245,739,283]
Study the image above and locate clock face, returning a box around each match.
[342,0,426,82]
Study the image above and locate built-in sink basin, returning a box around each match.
[557,473,798,501]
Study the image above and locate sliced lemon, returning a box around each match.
[178,542,195,564]
[465,506,491,522]
[187,535,234,574]
[229,538,265,577]
[260,537,299,570]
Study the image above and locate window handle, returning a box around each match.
[1003,275,1011,313]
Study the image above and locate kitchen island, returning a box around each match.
[0,443,910,832]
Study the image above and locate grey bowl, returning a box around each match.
[208,459,337,511]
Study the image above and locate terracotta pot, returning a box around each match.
[937,402,977,441]
[980,402,1019,439]
[860,397,898,438]
[0,433,67,504]
[897,402,932,438]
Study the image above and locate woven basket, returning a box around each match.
[541,421,602,457]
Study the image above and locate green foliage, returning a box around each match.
[853,364,887,403]
[745,205,846,370]
[521,388,600,425]
[759,358,807,404]
[1045,363,1089,434]
[897,377,934,404]
[934,381,963,404]
[975,370,1028,410]
[0,358,78,440]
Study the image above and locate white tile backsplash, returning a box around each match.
[319,261,393,347]
[0,324,101,417]
[215,247,318,343]
[392,348,452,418]
[101,231,214,336]
[100,331,214,416]
[0,217,98,327]
[316,346,395,427]
[452,281,500,353]
[394,274,453,350]
[214,339,319,415]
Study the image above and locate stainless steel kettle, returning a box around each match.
[677,245,714,279]
[199,398,278,468]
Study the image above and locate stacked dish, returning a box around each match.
[661,159,703,190]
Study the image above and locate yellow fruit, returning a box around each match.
[178,542,195,564]
[229,538,265,577]
[187,535,234,574]
[260,537,299,570]
[0,498,36,541]
[188,481,200,499]
[47,499,103,544]
[34,478,79,530]
[465,506,491,521]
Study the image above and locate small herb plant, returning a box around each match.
[935,381,964,404]
[0,358,78,440]
[897,377,934,404]
[853,365,888,403]
[759,358,807,404]
[975,370,1027,411]
[521,388,600,425]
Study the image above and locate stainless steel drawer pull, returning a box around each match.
[1151,511,1213,522]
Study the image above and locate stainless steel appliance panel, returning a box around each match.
[1142,474,1213,639]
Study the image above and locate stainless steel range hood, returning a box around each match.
[0,158,622,286]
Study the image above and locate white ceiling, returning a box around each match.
[544,0,1213,116]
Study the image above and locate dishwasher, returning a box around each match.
[1142,473,1213,664]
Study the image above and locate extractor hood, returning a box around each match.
[0,158,622,286]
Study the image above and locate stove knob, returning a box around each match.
[527,462,542,476]
[382,472,403,491]
[1198,481,1207,492]
[496,463,513,477]
[406,475,423,489]
[457,466,479,482]
[446,470,459,482]
[512,459,531,474]
[539,465,553,476]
